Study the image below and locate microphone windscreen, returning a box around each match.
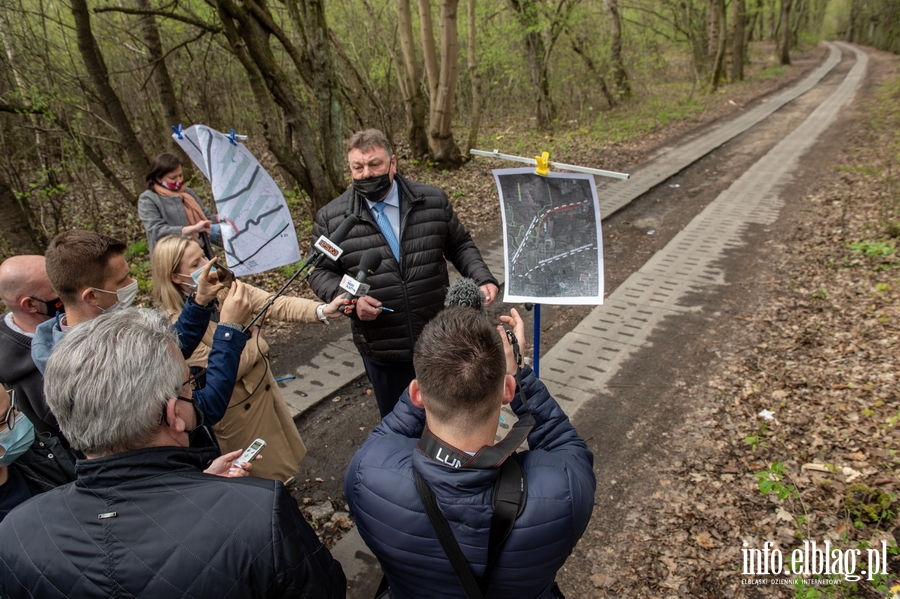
[358,248,383,275]
[444,278,484,311]
[330,214,360,246]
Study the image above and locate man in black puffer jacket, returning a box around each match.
[0,308,346,599]
[309,129,499,417]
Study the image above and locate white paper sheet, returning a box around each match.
[174,125,301,277]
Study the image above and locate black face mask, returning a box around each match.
[30,296,63,317]
[352,173,393,202]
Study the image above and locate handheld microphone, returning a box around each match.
[311,214,359,263]
[444,277,484,311]
[342,249,383,301]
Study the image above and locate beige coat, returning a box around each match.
[183,284,321,482]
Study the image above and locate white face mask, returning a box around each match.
[92,280,139,313]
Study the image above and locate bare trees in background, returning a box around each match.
[0,0,847,252]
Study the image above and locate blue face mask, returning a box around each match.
[177,264,216,291]
[0,413,34,467]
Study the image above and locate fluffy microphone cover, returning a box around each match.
[444,278,484,310]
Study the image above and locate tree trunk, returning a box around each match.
[508,0,555,129]
[289,0,343,191]
[397,0,430,159]
[464,0,483,155]
[846,0,857,42]
[432,0,463,167]
[729,0,746,81]
[215,0,342,212]
[418,0,463,168]
[70,0,149,195]
[768,0,777,39]
[779,0,792,64]
[133,0,191,169]
[708,0,727,90]
[605,0,631,98]
[708,0,720,63]
[0,174,41,255]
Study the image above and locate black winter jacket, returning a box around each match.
[0,446,346,599]
[309,174,498,361]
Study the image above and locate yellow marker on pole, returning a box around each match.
[535,151,551,176]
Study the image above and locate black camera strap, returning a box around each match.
[414,456,525,599]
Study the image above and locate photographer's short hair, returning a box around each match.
[45,230,127,305]
[413,307,506,427]
[45,308,183,456]
[347,129,393,158]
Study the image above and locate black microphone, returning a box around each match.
[343,249,383,301]
[444,277,484,311]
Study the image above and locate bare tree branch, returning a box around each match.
[93,6,221,33]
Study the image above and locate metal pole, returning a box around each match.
[533,304,541,377]
[470,149,630,180]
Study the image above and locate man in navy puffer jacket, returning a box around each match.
[345,306,595,598]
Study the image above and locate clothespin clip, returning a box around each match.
[227,128,248,146]
[171,123,183,139]
[535,151,550,176]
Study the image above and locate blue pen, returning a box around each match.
[379,306,395,312]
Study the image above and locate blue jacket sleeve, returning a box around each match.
[510,366,595,540]
[370,386,426,440]
[192,326,247,426]
[173,298,214,359]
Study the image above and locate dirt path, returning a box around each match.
[560,46,899,598]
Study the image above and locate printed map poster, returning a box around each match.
[174,125,301,277]
[494,168,604,304]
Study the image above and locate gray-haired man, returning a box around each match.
[0,308,346,599]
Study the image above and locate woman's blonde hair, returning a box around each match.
[151,235,193,316]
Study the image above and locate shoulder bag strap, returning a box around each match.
[481,456,526,594]
[414,470,485,599]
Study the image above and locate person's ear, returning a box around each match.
[501,374,516,406]
[409,379,425,409]
[389,154,398,176]
[18,296,37,314]
[171,272,182,286]
[163,398,187,433]
[81,287,100,308]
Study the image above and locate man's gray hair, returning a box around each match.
[347,129,393,157]
[45,307,184,456]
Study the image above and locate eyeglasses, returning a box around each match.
[3,388,17,431]
[158,368,206,428]
[182,367,206,392]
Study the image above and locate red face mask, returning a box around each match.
[162,180,183,191]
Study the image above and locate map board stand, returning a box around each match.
[471,149,630,375]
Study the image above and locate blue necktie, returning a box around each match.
[373,203,401,262]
